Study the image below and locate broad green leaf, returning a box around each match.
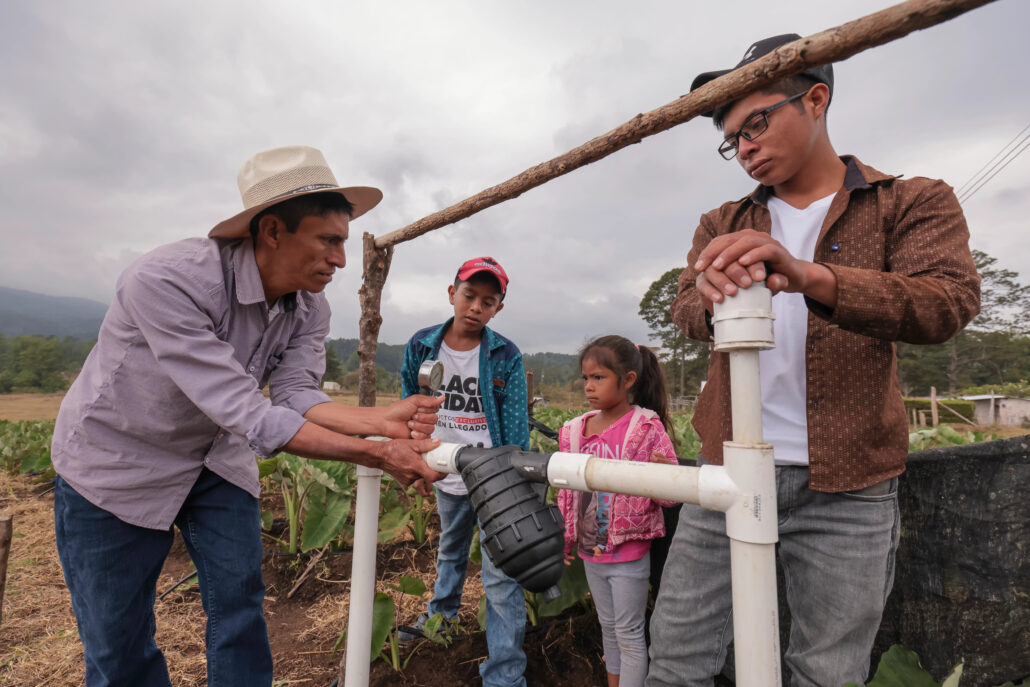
[369,593,395,662]
[257,456,280,479]
[941,662,963,687]
[300,483,352,552]
[389,575,426,597]
[532,555,591,618]
[377,505,411,543]
[260,509,274,531]
[846,645,941,687]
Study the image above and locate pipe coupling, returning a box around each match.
[712,283,775,351]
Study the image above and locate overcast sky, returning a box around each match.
[1,1,1027,353]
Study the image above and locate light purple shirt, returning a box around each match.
[52,237,332,530]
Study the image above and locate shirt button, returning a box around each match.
[249,365,256,372]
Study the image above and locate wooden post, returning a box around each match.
[0,515,12,626]
[373,0,997,251]
[931,386,939,426]
[356,233,394,408]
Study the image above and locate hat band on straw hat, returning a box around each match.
[242,165,340,209]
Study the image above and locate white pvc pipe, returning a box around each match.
[343,463,384,687]
[583,457,700,504]
[728,350,763,444]
[730,539,782,686]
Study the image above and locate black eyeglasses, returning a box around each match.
[718,90,809,160]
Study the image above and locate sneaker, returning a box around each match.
[397,613,428,643]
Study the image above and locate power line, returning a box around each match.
[958,136,1030,205]
[955,122,1030,197]
[956,123,1030,206]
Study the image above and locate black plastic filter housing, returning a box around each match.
[456,446,565,595]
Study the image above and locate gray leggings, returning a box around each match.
[583,553,651,687]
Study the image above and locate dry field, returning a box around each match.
[0,391,395,422]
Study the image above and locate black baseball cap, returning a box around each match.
[690,33,834,117]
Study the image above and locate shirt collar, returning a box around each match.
[748,155,898,207]
[231,239,301,313]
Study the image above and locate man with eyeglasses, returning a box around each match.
[647,35,980,687]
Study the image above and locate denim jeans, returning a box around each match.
[429,488,527,687]
[584,553,651,687]
[646,465,900,687]
[54,468,272,687]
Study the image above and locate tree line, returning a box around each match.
[0,334,96,393]
[639,250,1030,400]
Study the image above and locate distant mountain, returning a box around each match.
[326,339,579,380]
[0,286,109,340]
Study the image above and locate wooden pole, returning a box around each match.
[527,370,535,416]
[0,515,12,626]
[931,386,939,426]
[356,233,393,408]
[373,0,997,250]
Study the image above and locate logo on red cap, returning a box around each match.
[456,256,509,294]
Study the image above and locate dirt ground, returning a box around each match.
[0,468,607,686]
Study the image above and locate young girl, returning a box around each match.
[557,335,678,687]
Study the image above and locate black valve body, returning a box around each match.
[456,446,565,593]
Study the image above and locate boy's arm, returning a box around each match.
[671,215,720,342]
[811,181,980,344]
[502,353,531,450]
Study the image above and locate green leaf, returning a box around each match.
[369,593,395,663]
[389,575,426,597]
[852,645,942,687]
[377,504,411,543]
[300,483,352,552]
[532,556,591,618]
[257,456,280,479]
[477,595,487,631]
[260,509,274,531]
[469,526,482,565]
[941,662,963,687]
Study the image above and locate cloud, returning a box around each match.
[1,0,1027,351]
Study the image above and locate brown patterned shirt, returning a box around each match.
[672,156,980,492]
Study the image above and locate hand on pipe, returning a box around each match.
[693,229,836,307]
[381,394,445,440]
[375,437,445,496]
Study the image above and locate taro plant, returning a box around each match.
[0,419,56,481]
[405,487,432,546]
[909,424,999,452]
[258,453,354,554]
[367,575,435,671]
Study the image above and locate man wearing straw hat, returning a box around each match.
[647,35,980,687]
[51,145,445,686]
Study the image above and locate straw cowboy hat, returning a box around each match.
[209,145,383,239]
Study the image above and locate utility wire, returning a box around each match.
[956,123,1030,205]
[958,135,1030,205]
[955,122,1030,197]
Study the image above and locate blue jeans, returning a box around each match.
[429,488,527,687]
[646,465,900,687]
[54,468,272,687]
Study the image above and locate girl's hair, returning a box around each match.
[579,335,676,448]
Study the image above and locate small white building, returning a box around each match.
[322,381,341,392]
[960,394,1030,426]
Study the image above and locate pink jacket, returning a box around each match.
[557,406,678,555]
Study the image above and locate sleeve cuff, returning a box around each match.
[279,388,333,417]
[247,405,307,458]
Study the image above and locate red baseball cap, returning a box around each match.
[456,256,509,295]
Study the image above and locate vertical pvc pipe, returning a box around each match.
[343,464,383,687]
[728,350,763,443]
[730,539,781,686]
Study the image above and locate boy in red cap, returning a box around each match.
[398,257,530,687]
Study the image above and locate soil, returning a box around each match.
[0,468,607,686]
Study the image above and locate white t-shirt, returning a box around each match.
[760,192,835,466]
[432,342,492,495]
